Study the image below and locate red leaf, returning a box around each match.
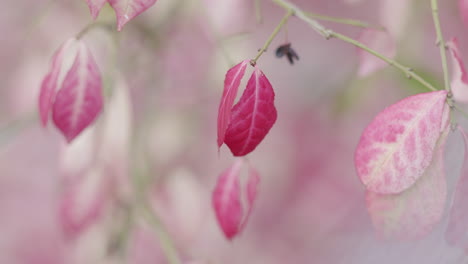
[38,39,79,126]
[366,133,448,240]
[85,0,108,20]
[212,159,260,240]
[107,0,157,31]
[445,126,468,248]
[224,68,277,156]
[447,38,468,104]
[52,41,103,142]
[217,60,249,148]
[357,29,396,77]
[355,90,449,194]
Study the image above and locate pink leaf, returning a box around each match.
[224,68,277,156]
[212,159,260,240]
[107,0,157,31]
[85,0,108,20]
[379,0,411,41]
[217,60,249,148]
[52,41,103,142]
[445,126,468,248]
[447,38,468,104]
[355,90,449,194]
[366,133,448,240]
[38,39,79,126]
[460,0,468,27]
[239,165,260,231]
[59,168,110,238]
[357,29,396,77]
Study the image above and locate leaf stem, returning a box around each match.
[130,138,182,264]
[140,202,181,264]
[250,9,294,66]
[304,12,385,31]
[431,0,451,92]
[453,104,468,120]
[270,0,439,92]
[329,31,438,92]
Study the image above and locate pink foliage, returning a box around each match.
[217,60,248,148]
[445,126,468,249]
[85,0,108,20]
[357,29,396,77]
[38,38,77,126]
[366,132,448,240]
[38,38,103,143]
[212,159,260,239]
[59,168,110,239]
[447,38,468,104]
[355,90,449,194]
[380,0,411,41]
[224,68,277,156]
[107,0,158,31]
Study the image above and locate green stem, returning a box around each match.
[271,0,439,92]
[140,203,181,264]
[271,0,331,38]
[304,12,385,30]
[131,149,182,264]
[251,9,294,65]
[431,0,451,92]
[453,104,468,120]
[330,31,438,92]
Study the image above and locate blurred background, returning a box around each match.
[1,0,468,263]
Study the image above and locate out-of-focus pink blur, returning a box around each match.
[2,0,468,263]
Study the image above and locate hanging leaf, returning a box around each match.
[379,0,411,41]
[366,132,448,240]
[447,38,468,104]
[212,159,260,239]
[224,68,277,156]
[445,126,468,249]
[357,29,396,77]
[107,0,157,31]
[217,60,249,148]
[59,167,110,238]
[355,90,449,194]
[52,41,103,142]
[38,39,79,126]
[85,0,108,20]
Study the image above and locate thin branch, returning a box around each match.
[140,202,181,264]
[431,0,451,92]
[271,0,439,92]
[329,31,437,91]
[251,9,294,66]
[304,12,385,31]
[453,104,468,120]
[271,0,331,38]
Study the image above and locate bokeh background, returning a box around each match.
[1,0,468,263]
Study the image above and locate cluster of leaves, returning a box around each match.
[354,35,468,247]
[36,0,468,252]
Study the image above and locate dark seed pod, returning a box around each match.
[275,43,299,65]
